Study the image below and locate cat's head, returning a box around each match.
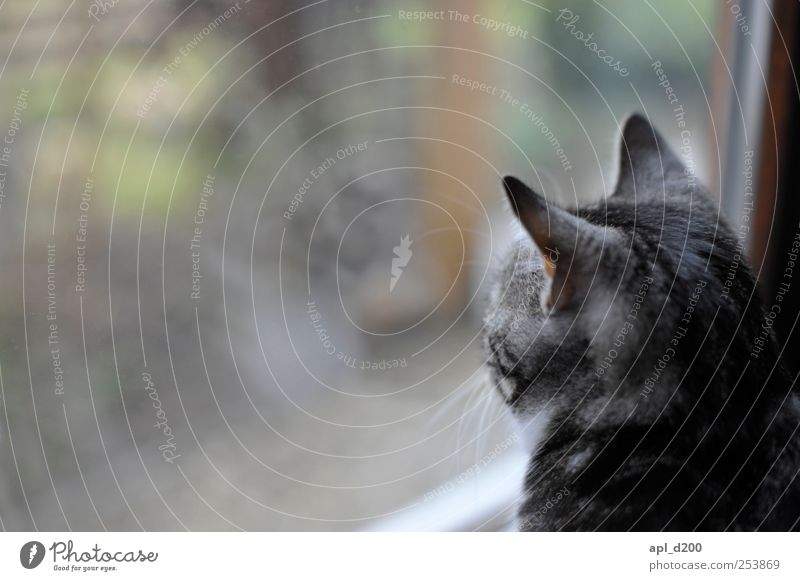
[484,114,752,427]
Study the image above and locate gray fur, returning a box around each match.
[484,115,800,531]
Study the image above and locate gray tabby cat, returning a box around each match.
[484,115,800,531]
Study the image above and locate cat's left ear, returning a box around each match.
[502,176,607,312]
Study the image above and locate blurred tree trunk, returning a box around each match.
[244,0,304,90]
[417,0,489,316]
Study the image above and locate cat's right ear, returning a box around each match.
[502,176,604,312]
[613,113,687,200]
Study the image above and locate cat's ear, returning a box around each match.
[502,176,605,312]
[613,113,687,200]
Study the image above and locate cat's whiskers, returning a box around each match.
[454,372,488,474]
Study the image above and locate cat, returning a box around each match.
[483,114,800,531]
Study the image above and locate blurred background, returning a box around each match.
[2,0,793,530]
